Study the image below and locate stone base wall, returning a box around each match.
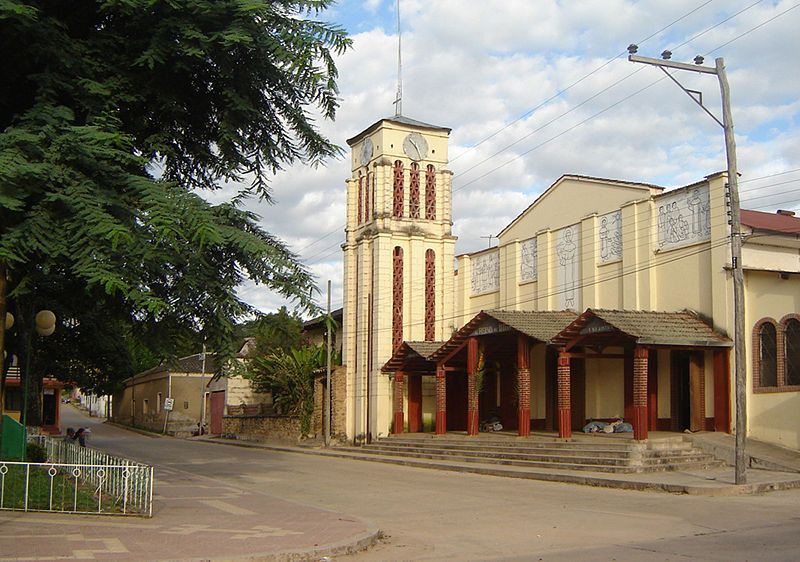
[222,415,301,444]
[312,365,347,441]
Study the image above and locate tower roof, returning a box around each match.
[347,115,451,146]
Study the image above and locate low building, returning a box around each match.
[206,338,274,435]
[3,366,64,434]
[112,353,219,436]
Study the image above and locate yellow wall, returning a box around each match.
[657,349,671,418]
[585,355,624,419]
[745,270,800,448]
[531,344,547,419]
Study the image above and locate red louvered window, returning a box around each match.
[425,165,436,220]
[409,163,420,218]
[393,246,403,351]
[425,249,435,341]
[393,160,404,217]
[365,172,372,222]
[357,172,363,224]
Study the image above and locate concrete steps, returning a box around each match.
[335,435,724,474]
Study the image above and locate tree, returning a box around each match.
[0,1,351,424]
[246,344,327,436]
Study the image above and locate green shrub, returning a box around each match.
[26,443,47,463]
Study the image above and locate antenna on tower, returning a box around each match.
[393,0,402,117]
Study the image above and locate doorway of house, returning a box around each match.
[671,350,704,432]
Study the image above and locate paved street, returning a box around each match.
[3,406,800,561]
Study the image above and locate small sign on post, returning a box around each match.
[162,398,174,434]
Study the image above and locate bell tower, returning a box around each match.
[342,116,456,443]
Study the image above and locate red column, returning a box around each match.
[557,351,572,439]
[466,337,479,436]
[393,371,404,434]
[407,375,423,433]
[435,364,447,434]
[633,346,649,441]
[517,334,531,437]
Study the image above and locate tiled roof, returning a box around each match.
[303,308,343,329]
[405,341,446,357]
[552,309,732,348]
[483,310,580,342]
[427,310,578,364]
[382,341,445,373]
[741,209,800,235]
[137,352,221,378]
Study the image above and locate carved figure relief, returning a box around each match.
[471,250,500,295]
[598,210,622,264]
[657,185,710,251]
[556,225,580,310]
[520,238,538,282]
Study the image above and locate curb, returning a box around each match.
[199,526,383,562]
[193,437,800,496]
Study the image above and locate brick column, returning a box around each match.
[633,346,649,441]
[435,364,447,434]
[557,351,572,439]
[517,334,531,437]
[393,371,404,434]
[466,337,479,436]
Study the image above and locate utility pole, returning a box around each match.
[199,343,207,434]
[628,47,747,484]
[324,280,332,447]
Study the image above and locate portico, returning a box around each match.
[385,308,732,441]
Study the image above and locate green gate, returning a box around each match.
[0,415,26,460]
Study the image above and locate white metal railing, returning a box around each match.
[0,435,154,517]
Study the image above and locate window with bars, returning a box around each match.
[409,163,420,219]
[393,247,403,351]
[785,318,800,386]
[759,322,778,387]
[393,160,404,218]
[425,249,435,341]
[754,316,800,392]
[425,165,436,220]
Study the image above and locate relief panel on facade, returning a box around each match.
[471,250,500,295]
[556,224,581,310]
[598,210,622,264]
[520,237,538,283]
[657,184,711,251]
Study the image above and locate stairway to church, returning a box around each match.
[336,434,724,474]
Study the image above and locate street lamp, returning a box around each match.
[21,309,56,428]
[628,49,747,485]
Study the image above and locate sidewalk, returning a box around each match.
[0,407,381,562]
[194,435,800,497]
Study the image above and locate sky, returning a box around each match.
[223,0,800,316]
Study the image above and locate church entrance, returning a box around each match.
[670,350,705,432]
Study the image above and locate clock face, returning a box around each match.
[403,132,428,161]
[360,138,373,166]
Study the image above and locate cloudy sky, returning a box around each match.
[229,0,800,316]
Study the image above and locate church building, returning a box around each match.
[340,115,800,451]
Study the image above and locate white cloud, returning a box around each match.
[234,0,800,315]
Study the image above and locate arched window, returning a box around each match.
[357,172,363,225]
[425,165,436,220]
[425,249,435,341]
[757,321,778,388]
[409,163,420,219]
[393,160,404,218]
[784,317,800,386]
[392,247,403,351]
[365,171,372,222]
